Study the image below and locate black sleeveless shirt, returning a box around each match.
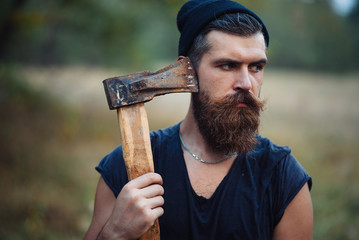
[96,122,312,240]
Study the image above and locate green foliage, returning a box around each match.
[0,0,186,70]
[257,0,359,72]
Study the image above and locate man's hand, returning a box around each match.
[98,173,164,240]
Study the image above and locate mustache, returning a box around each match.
[218,90,266,110]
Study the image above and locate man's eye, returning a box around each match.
[220,63,237,70]
[249,64,263,72]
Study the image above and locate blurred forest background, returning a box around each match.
[0,0,358,239]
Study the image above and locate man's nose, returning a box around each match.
[233,68,252,91]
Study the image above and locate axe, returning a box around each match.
[102,57,198,240]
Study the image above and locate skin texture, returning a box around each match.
[83,31,313,240]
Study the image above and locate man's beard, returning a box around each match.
[192,89,266,156]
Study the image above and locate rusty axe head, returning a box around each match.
[103,57,198,109]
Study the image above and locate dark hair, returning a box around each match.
[188,12,264,69]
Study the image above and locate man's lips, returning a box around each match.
[236,103,248,108]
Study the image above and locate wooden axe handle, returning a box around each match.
[117,103,160,240]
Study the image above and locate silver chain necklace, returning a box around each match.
[179,133,237,164]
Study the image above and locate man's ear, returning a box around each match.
[177,56,186,61]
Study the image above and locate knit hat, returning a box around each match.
[177,0,269,56]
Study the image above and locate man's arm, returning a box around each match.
[273,183,313,240]
[83,177,116,240]
[83,173,164,240]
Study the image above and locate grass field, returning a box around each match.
[1,65,358,239]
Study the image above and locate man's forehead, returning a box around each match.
[207,30,266,47]
[205,31,267,60]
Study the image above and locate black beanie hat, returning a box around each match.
[177,0,269,56]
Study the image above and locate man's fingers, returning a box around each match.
[142,184,164,198]
[127,173,163,189]
[151,206,164,219]
[147,195,165,209]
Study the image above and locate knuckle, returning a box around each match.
[135,199,146,211]
[125,188,140,202]
[143,210,154,224]
[147,173,162,184]
[131,192,140,202]
[147,173,157,182]
[121,184,130,193]
[158,207,164,216]
[158,185,164,195]
[121,183,133,194]
[159,196,165,205]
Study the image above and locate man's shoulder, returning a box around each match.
[256,135,292,155]
[150,122,181,143]
[248,135,311,190]
[249,134,293,167]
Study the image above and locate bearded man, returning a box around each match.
[84,1,313,239]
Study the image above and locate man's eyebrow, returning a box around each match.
[212,58,241,65]
[251,59,268,65]
[212,58,268,65]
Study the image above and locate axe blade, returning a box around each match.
[103,57,198,110]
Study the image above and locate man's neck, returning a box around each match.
[180,104,233,163]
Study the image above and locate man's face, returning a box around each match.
[196,30,267,100]
[192,31,267,155]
